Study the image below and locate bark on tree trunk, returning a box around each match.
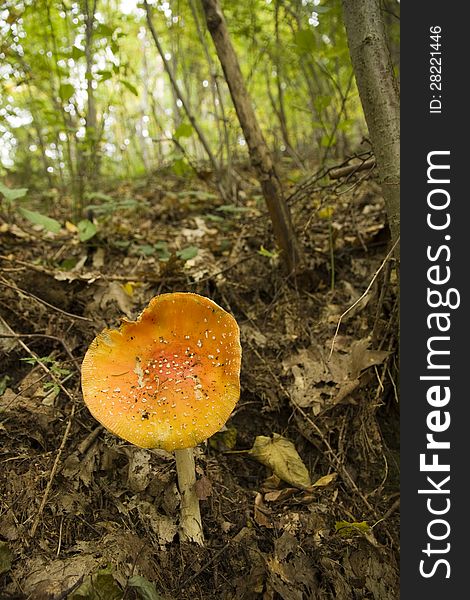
[143,0,220,178]
[200,0,301,274]
[342,0,400,257]
[83,0,98,182]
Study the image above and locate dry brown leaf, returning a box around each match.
[240,323,268,348]
[126,448,152,493]
[254,492,273,528]
[264,488,297,503]
[350,338,389,379]
[194,475,213,500]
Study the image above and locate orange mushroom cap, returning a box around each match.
[81,293,241,451]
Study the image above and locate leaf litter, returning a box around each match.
[0,168,399,598]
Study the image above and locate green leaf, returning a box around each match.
[95,23,114,38]
[136,244,156,256]
[248,433,311,489]
[77,219,97,242]
[97,70,112,82]
[121,80,138,96]
[71,45,86,60]
[174,122,193,140]
[154,241,171,261]
[59,83,75,101]
[128,575,163,600]
[18,208,61,233]
[314,95,331,113]
[176,246,198,261]
[68,568,122,600]
[320,134,335,148]
[258,245,278,258]
[205,214,224,223]
[216,204,250,213]
[313,5,330,13]
[294,29,316,54]
[0,541,12,575]
[59,257,78,270]
[172,158,190,176]
[0,182,28,202]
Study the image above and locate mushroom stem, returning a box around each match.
[174,447,204,545]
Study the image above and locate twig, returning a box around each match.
[329,158,376,180]
[30,400,76,537]
[180,541,231,587]
[0,317,77,405]
[0,332,81,372]
[0,279,92,322]
[293,404,374,513]
[329,237,399,359]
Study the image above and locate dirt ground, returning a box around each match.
[0,160,399,599]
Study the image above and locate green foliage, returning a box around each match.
[120,80,139,96]
[1,183,61,233]
[0,0,378,186]
[293,29,316,54]
[0,182,28,202]
[127,575,163,600]
[77,219,97,242]
[174,122,194,140]
[17,207,62,233]
[176,246,198,261]
[216,204,250,214]
[172,158,191,176]
[68,567,122,600]
[258,245,278,259]
[58,83,75,101]
[85,194,148,216]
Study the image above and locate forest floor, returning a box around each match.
[0,158,399,600]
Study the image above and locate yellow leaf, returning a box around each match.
[65,220,78,233]
[249,433,311,489]
[122,282,136,296]
[318,207,334,219]
[335,520,371,537]
[311,472,337,487]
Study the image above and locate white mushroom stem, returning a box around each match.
[174,447,204,545]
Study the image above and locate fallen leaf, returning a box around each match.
[335,520,371,537]
[240,323,268,348]
[254,492,273,528]
[350,338,389,379]
[126,448,152,493]
[135,501,177,547]
[264,488,297,503]
[194,475,213,500]
[310,472,337,488]
[249,433,311,489]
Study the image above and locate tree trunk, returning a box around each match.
[200,0,301,274]
[83,0,99,185]
[342,0,400,256]
[143,0,220,178]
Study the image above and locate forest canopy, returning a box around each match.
[0,0,398,194]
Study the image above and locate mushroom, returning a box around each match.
[81,292,241,545]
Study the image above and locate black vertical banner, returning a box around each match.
[401,2,468,597]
